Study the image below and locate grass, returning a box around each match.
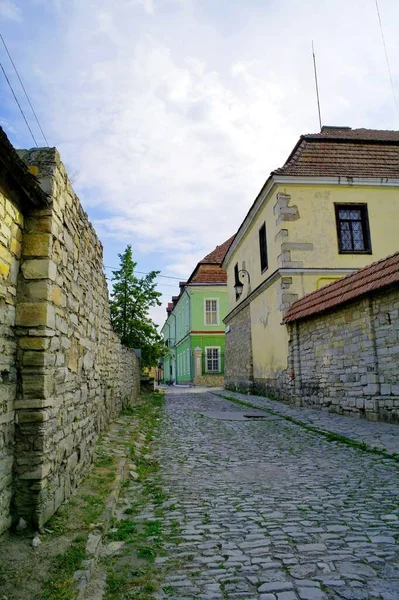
[217,392,399,464]
[102,391,178,600]
[39,536,86,600]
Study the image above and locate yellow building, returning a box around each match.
[222,126,399,398]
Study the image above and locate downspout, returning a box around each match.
[182,287,192,382]
[170,312,177,383]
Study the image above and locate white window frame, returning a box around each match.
[205,346,221,373]
[204,298,219,326]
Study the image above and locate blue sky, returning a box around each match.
[1,0,398,326]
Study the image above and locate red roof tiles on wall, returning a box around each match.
[283,252,399,324]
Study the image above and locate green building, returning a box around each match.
[161,236,233,386]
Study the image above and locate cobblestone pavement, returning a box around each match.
[146,389,399,600]
[213,390,399,456]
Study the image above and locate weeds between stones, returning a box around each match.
[102,390,185,600]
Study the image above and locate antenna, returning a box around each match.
[312,40,322,131]
[375,0,399,125]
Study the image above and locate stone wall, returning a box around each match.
[0,186,23,533]
[194,374,224,387]
[0,145,140,533]
[287,287,399,422]
[224,304,253,391]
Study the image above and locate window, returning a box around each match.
[205,347,220,372]
[335,204,371,253]
[234,263,240,301]
[204,299,218,325]
[259,223,268,272]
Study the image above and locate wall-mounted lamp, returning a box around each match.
[234,269,251,299]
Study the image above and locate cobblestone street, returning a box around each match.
[137,388,399,600]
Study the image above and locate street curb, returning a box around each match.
[73,455,127,599]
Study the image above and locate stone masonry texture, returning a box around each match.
[224,304,253,392]
[0,187,23,534]
[287,288,399,422]
[0,146,140,534]
[117,388,399,600]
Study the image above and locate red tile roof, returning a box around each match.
[199,235,235,264]
[165,236,233,314]
[273,127,399,178]
[283,252,399,323]
[186,235,234,284]
[189,264,228,284]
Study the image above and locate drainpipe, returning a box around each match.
[182,287,192,382]
[170,312,177,383]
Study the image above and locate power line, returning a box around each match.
[104,265,186,281]
[0,61,38,147]
[0,34,49,146]
[375,0,399,124]
[104,276,178,289]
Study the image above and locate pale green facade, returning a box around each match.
[161,285,227,384]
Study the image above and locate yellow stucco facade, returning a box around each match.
[224,179,399,392]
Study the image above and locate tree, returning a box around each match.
[110,245,166,368]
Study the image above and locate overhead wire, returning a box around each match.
[375,0,399,124]
[0,61,38,146]
[0,33,49,146]
[104,276,179,289]
[104,265,186,281]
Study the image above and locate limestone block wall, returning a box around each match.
[224,304,253,391]
[0,188,23,533]
[288,287,399,422]
[12,148,140,527]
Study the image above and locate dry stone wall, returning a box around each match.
[287,287,399,422]
[0,145,139,534]
[0,186,23,533]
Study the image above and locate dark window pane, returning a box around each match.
[352,221,364,250]
[340,222,352,250]
[259,223,268,272]
[336,204,371,253]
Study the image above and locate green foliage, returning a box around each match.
[109,245,166,367]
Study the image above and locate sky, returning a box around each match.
[0,0,398,327]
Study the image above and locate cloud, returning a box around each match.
[0,0,21,21]
[127,0,155,15]
[6,0,399,320]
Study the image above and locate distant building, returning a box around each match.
[162,236,234,385]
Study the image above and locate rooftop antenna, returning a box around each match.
[374,0,399,125]
[312,40,322,131]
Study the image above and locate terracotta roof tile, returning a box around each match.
[199,235,235,264]
[189,264,227,284]
[273,127,399,178]
[185,235,234,284]
[283,252,399,323]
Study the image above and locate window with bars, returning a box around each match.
[335,204,371,253]
[204,299,218,325]
[206,347,220,372]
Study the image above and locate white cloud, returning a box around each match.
[127,0,155,15]
[0,0,21,21]
[11,0,399,321]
